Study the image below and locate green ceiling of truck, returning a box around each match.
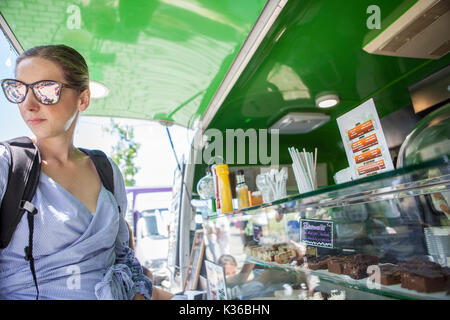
[2,0,448,145]
[0,0,267,127]
[206,0,449,166]
[209,0,449,130]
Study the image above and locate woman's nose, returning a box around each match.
[20,87,41,111]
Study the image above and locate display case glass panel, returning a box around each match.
[202,157,450,300]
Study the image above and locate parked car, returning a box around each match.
[135,208,170,270]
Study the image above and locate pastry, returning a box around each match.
[343,254,379,279]
[275,251,290,264]
[328,257,347,274]
[305,255,329,270]
[396,256,448,293]
[401,270,446,293]
[378,264,402,285]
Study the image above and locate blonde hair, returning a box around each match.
[16,44,89,92]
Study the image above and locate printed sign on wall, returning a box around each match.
[337,98,394,180]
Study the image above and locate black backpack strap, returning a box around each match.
[78,148,120,215]
[0,136,41,299]
[0,141,116,300]
[0,136,41,248]
[78,148,115,195]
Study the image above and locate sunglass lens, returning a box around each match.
[2,80,26,103]
[33,81,62,105]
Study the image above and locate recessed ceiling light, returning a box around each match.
[269,112,330,134]
[315,93,339,108]
[89,81,109,99]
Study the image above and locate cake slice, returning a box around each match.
[401,269,446,293]
[378,264,402,285]
[305,255,330,270]
[328,257,347,274]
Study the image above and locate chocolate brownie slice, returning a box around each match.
[401,269,446,293]
[328,257,347,274]
[305,255,330,270]
[352,254,379,265]
[378,264,402,285]
[399,256,442,271]
[345,262,371,279]
[342,254,380,279]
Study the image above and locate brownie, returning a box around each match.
[395,256,450,293]
[440,267,450,295]
[441,266,450,279]
[401,270,447,293]
[399,256,442,271]
[328,257,347,274]
[350,254,379,265]
[305,255,330,270]
[378,264,402,285]
[404,256,433,264]
[344,262,371,279]
[341,254,379,279]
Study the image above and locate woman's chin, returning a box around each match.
[29,129,56,141]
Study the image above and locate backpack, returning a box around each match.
[0,136,116,299]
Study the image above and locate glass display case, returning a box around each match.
[202,156,450,300]
[397,103,450,168]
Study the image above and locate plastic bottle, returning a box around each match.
[211,165,221,214]
[215,164,233,214]
[236,170,250,209]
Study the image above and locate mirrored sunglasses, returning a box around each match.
[1,79,77,105]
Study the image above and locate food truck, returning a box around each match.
[0,0,449,300]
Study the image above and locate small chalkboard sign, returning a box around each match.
[300,219,334,248]
[184,229,205,291]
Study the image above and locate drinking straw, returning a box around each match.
[289,147,304,193]
[294,148,306,191]
[288,146,318,194]
[291,147,306,193]
[292,147,308,193]
[298,148,312,191]
[303,148,314,190]
[314,148,318,189]
[295,148,311,192]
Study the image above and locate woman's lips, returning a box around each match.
[27,119,46,125]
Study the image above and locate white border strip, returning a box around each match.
[363,0,438,54]
[0,12,23,55]
[199,0,288,132]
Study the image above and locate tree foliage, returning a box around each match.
[104,119,140,186]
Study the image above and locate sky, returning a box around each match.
[0,30,193,211]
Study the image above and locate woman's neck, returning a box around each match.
[33,135,81,165]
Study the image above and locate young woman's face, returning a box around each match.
[15,57,89,140]
[224,263,237,277]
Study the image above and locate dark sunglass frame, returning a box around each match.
[1,79,78,105]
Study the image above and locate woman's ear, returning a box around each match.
[78,89,90,112]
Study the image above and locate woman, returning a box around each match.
[0,44,171,300]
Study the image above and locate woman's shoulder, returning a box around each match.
[0,144,11,203]
[106,156,122,181]
[0,143,10,157]
[0,144,11,170]
[105,156,127,211]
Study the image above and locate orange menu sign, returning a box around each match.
[337,98,394,180]
[347,120,374,141]
[351,134,378,153]
[357,160,386,175]
[354,148,381,164]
